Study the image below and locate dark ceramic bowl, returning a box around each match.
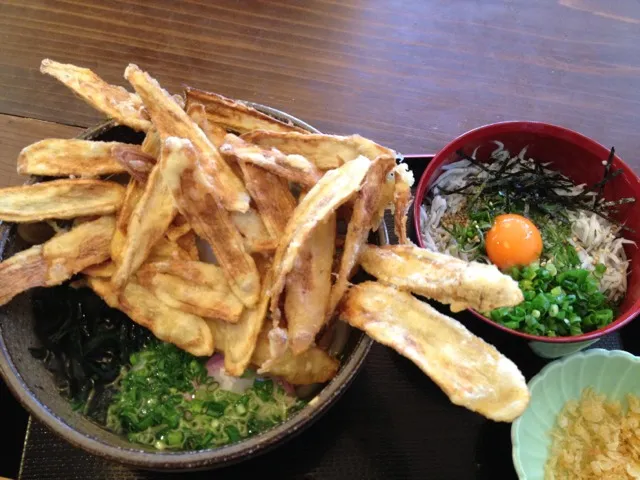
[412,121,640,358]
[0,104,378,470]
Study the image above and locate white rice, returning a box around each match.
[420,142,633,303]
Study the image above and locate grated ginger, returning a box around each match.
[545,387,640,480]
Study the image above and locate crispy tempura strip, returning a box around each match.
[206,256,272,376]
[285,213,336,354]
[339,282,530,421]
[125,64,250,212]
[17,139,128,177]
[141,128,162,159]
[372,169,396,229]
[147,236,192,262]
[111,126,163,264]
[111,127,163,263]
[35,217,114,282]
[111,144,156,183]
[250,328,339,385]
[88,277,213,357]
[172,94,185,109]
[221,134,322,189]
[238,160,296,241]
[160,137,260,307]
[186,102,227,148]
[327,155,396,319]
[392,164,414,244]
[185,87,307,134]
[164,215,199,259]
[360,245,524,312]
[111,179,143,264]
[0,179,124,222]
[230,209,278,253]
[176,230,199,260]
[0,247,46,306]
[165,216,192,242]
[82,261,115,278]
[111,161,177,289]
[41,59,151,131]
[241,131,395,170]
[0,216,115,306]
[137,267,243,323]
[140,260,226,287]
[269,156,372,317]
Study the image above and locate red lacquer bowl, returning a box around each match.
[413,122,640,351]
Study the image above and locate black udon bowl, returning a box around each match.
[0,105,379,470]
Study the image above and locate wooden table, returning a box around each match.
[1,0,640,187]
[1,1,640,478]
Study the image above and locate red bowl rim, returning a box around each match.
[412,120,640,343]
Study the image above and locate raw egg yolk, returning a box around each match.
[485,214,542,270]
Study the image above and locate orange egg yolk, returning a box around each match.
[485,214,543,270]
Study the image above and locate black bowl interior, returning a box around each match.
[0,116,376,470]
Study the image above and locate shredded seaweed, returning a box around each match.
[30,284,152,423]
[450,146,635,231]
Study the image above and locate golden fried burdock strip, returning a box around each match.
[392,164,414,244]
[165,215,192,242]
[111,161,177,290]
[137,261,243,323]
[125,64,250,213]
[359,244,524,313]
[41,59,151,132]
[110,179,143,264]
[0,179,124,223]
[146,236,192,263]
[141,127,162,159]
[238,160,296,241]
[186,102,227,148]
[0,216,115,306]
[17,139,130,177]
[160,137,260,308]
[251,328,339,385]
[88,277,214,357]
[230,209,278,253]
[241,131,395,170]
[175,229,199,260]
[83,260,116,278]
[339,281,529,422]
[221,134,322,189]
[185,87,307,134]
[326,155,396,320]
[111,144,156,183]
[268,156,372,319]
[205,256,272,376]
[284,213,336,355]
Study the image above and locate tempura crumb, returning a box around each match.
[545,387,640,480]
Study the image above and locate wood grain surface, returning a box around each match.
[0,0,638,166]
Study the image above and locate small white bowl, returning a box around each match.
[511,348,640,479]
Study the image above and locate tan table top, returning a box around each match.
[0,0,639,186]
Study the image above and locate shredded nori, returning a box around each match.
[29,284,152,423]
[447,146,635,231]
